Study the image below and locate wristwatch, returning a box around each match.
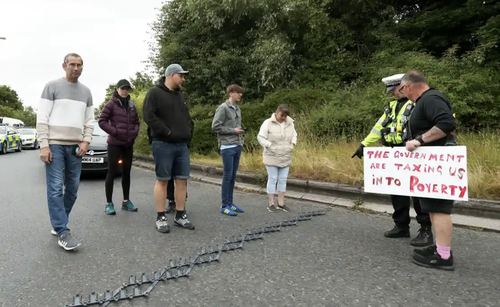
[415,135,425,145]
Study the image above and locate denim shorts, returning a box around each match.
[151,141,190,181]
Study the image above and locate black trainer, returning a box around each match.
[412,249,454,271]
[384,225,410,238]
[410,225,433,246]
[413,245,436,258]
[165,200,176,213]
[174,213,195,230]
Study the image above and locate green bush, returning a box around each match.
[191,118,218,154]
[129,49,500,156]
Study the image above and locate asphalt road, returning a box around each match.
[1,149,499,307]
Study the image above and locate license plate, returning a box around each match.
[82,157,104,163]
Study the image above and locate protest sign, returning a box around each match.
[363,146,468,201]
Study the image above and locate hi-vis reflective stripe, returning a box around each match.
[7,135,13,148]
[371,128,381,136]
[6,135,18,148]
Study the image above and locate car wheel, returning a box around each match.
[15,142,22,152]
[0,142,6,154]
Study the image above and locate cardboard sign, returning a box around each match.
[363,146,468,201]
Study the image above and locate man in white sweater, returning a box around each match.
[36,53,94,251]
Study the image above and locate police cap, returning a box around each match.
[382,73,405,93]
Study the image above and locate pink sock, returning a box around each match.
[436,243,451,260]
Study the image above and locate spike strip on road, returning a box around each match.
[64,210,327,307]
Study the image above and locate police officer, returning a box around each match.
[351,73,433,247]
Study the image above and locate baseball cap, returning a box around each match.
[116,79,133,90]
[165,64,189,77]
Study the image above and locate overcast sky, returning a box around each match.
[0,0,165,110]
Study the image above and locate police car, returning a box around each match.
[18,127,40,149]
[0,124,22,154]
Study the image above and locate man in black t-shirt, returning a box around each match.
[400,71,457,271]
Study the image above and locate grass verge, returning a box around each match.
[189,131,500,200]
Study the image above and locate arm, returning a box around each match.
[132,106,140,137]
[291,124,297,145]
[361,113,385,147]
[211,105,234,135]
[98,102,118,136]
[419,96,456,144]
[257,120,272,148]
[188,117,194,148]
[143,89,171,137]
[82,93,95,143]
[36,83,54,148]
[147,126,153,145]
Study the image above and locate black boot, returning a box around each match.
[410,225,433,247]
[384,225,410,238]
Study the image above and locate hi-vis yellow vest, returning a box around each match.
[362,99,413,147]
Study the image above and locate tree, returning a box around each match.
[0,85,23,111]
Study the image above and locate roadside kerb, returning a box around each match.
[133,154,500,221]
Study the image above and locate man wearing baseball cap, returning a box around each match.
[143,63,194,233]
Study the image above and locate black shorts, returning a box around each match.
[417,197,454,214]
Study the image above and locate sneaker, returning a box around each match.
[156,216,170,233]
[122,200,138,212]
[58,232,82,251]
[410,226,433,247]
[384,226,410,238]
[267,204,278,213]
[413,245,437,258]
[165,200,176,213]
[174,213,195,230]
[412,249,454,271]
[105,202,116,215]
[221,206,237,216]
[230,203,244,213]
[51,229,57,236]
[277,204,291,212]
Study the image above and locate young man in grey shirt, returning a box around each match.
[36,53,94,251]
[211,84,245,216]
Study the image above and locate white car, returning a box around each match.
[18,128,40,149]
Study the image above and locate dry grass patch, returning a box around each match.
[191,131,500,200]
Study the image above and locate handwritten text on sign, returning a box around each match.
[363,146,468,201]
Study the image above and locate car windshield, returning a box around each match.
[18,129,35,135]
[0,127,6,134]
[93,122,107,136]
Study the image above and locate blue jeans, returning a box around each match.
[266,165,290,194]
[221,146,242,207]
[151,141,190,181]
[45,144,82,236]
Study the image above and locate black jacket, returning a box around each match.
[143,78,193,144]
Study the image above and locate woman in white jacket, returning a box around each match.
[257,105,298,212]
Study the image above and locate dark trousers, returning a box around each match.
[391,195,431,229]
[166,179,188,201]
[105,144,133,203]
